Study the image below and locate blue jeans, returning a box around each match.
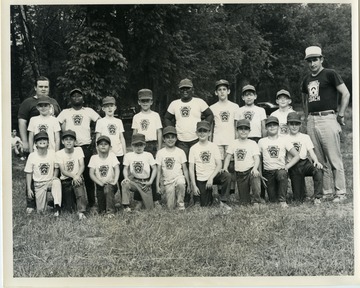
[307,114,346,195]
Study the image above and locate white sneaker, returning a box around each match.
[314,198,321,205]
[78,212,87,220]
[26,207,34,215]
[106,213,115,219]
[124,207,132,213]
[220,201,232,211]
[20,157,26,161]
[178,203,185,211]
[54,211,60,217]
[332,195,347,203]
[280,202,288,208]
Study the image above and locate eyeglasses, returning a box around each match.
[139,99,152,103]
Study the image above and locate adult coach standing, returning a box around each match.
[301,45,350,203]
[164,78,214,158]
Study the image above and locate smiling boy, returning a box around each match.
[270,89,295,136]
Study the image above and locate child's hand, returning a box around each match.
[193,186,200,196]
[144,181,152,187]
[156,184,162,195]
[221,168,229,173]
[313,161,323,169]
[27,188,34,198]
[260,175,268,188]
[72,175,83,186]
[206,178,214,190]
[251,168,260,177]
[186,184,191,194]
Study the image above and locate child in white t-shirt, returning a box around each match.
[270,89,295,136]
[12,129,25,160]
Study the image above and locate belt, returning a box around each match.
[309,110,335,116]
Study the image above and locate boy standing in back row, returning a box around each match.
[270,89,294,136]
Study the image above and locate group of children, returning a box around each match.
[22,79,324,219]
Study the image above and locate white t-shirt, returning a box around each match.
[28,115,61,151]
[131,111,162,141]
[95,117,125,156]
[189,141,221,181]
[285,133,314,162]
[57,107,100,146]
[270,108,295,136]
[210,101,239,145]
[123,151,156,179]
[236,105,266,138]
[258,136,294,170]
[11,136,22,148]
[56,147,84,180]
[156,147,187,182]
[226,139,259,172]
[24,149,57,182]
[88,152,120,183]
[167,97,209,142]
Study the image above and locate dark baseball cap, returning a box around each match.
[287,112,302,123]
[163,126,177,136]
[70,88,83,96]
[131,133,146,145]
[196,121,211,131]
[102,96,116,106]
[96,135,111,145]
[138,89,153,100]
[215,79,230,89]
[276,89,291,99]
[34,131,49,142]
[37,97,51,105]
[265,116,279,126]
[62,130,76,140]
[178,78,193,89]
[242,85,256,94]
[236,119,251,128]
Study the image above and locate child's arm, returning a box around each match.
[157,128,162,150]
[261,120,267,137]
[95,132,101,141]
[222,153,232,172]
[89,167,104,186]
[123,165,130,180]
[308,149,323,169]
[145,164,157,186]
[285,148,300,171]
[28,131,34,153]
[60,121,66,132]
[189,162,199,196]
[132,128,138,136]
[26,173,34,198]
[54,167,60,178]
[182,163,191,194]
[206,159,222,190]
[54,131,60,151]
[251,155,260,177]
[156,164,162,194]
[110,164,120,186]
[120,132,127,155]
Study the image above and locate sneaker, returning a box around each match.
[178,203,185,211]
[78,212,87,220]
[89,206,98,215]
[26,207,34,215]
[154,201,162,209]
[106,213,115,219]
[124,207,132,213]
[54,211,60,217]
[332,195,347,203]
[280,202,288,208]
[220,201,232,211]
[20,157,26,161]
[314,198,321,205]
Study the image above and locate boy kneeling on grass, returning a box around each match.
[156,126,190,210]
[88,136,120,218]
[189,121,232,207]
[24,131,62,216]
[56,130,87,220]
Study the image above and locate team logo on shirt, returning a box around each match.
[39,163,50,175]
[133,161,144,174]
[279,124,288,134]
[243,111,254,121]
[140,119,150,131]
[219,111,230,122]
[180,106,191,117]
[66,160,75,172]
[72,114,83,126]
[235,149,247,161]
[107,124,117,135]
[99,165,109,177]
[307,80,320,102]
[37,124,48,132]
[292,142,301,152]
[267,146,280,158]
[200,151,211,163]
[164,157,175,170]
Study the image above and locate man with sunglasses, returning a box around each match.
[301,45,350,203]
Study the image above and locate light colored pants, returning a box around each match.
[163,176,186,209]
[307,114,346,195]
[34,178,62,212]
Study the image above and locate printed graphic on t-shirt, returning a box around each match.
[99,165,109,177]
[66,160,75,172]
[307,80,320,102]
[235,149,247,161]
[132,161,144,174]
[279,124,288,134]
[37,124,48,132]
[140,119,150,131]
[199,151,211,163]
[243,111,255,121]
[107,124,117,135]
[292,142,302,152]
[267,146,280,158]
[72,114,83,125]
[164,157,175,170]
[180,106,191,117]
[39,163,50,175]
[219,111,230,122]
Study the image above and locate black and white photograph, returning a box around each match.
[2,0,359,287]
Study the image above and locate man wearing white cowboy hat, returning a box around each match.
[301,45,350,203]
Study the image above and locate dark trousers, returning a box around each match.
[26,180,36,209]
[116,156,124,188]
[236,169,262,204]
[80,145,95,207]
[61,178,87,213]
[176,138,199,160]
[195,171,231,206]
[288,159,323,201]
[96,184,116,213]
[144,141,158,158]
[263,169,288,203]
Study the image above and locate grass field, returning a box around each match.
[10,109,355,279]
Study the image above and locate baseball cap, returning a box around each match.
[304,46,322,60]
[276,89,291,99]
[96,135,111,145]
[265,116,279,126]
[70,88,83,96]
[178,78,193,89]
[62,130,76,140]
[37,97,51,105]
[242,85,256,94]
[102,96,116,106]
[215,79,230,89]
[34,131,49,142]
[163,126,177,136]
[236,119,251,129]
[131,133,146,145]
[287,112,302,123]
[196,121,211,131]
[138,89,153,100]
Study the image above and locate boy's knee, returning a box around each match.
[277,169,288,179]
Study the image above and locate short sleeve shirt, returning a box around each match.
[123,151,156,179]
[226,139,259,172]
[285,133,314,162]
[236,105,266,138]
[57,107,100,146]
[131,111,162,141]
[28,115,61,151]
[18,96,61,122]
[88,153,120,183]
[56,147,84,180]
[189,141,221,181]
[167,98,209,142]
[24,150,57,182]
[210,101,239,145]
[258,137,294,170]
[156,147,187,182]
[11,136,22,148]
[95,117,125,156]
[270,108,295,136]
